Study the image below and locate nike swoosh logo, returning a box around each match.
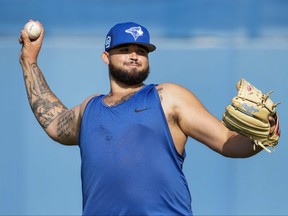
[134,108,151,112]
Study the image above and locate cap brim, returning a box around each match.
[135,42,156,52]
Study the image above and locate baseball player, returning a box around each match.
[19,20,280,215]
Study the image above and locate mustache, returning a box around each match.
[124,60,141,66]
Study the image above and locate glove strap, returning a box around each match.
[253,140,274,153]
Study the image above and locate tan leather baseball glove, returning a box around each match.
[222,79,280,153]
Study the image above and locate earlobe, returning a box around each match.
[101,52,110,65]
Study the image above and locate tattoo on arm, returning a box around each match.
[56,110,76,139]
[25,63,67,128]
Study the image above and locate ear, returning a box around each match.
[101,51,110,65]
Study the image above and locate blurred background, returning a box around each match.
[0,0,287,215]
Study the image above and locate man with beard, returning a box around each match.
[19,21,275,216]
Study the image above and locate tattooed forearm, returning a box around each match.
[31,63,49,94]
[56,110,76,138]
[24,62,67,129]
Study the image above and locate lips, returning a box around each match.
[124,61,141,67]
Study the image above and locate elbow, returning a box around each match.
[45,129,78,146]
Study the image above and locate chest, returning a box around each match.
[103,91,137,107]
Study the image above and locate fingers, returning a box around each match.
[19,29,30,44]
[18,30,25,44]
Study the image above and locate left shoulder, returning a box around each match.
[156,82,182,90]
[154,83,201,113]
[156,82,193,92]
[156,82,198,100]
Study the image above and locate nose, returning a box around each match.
[129,51,138,60]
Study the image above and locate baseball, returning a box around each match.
[24,21,42,40]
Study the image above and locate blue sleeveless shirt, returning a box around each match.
[79,84,193,215]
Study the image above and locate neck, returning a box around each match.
[109,80,145,96]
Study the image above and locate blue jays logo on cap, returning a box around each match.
[105,22,156,52]
[125,26,143,40]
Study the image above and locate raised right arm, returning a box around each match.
[19,21,81,145]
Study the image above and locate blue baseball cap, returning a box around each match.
[104,22,156,52]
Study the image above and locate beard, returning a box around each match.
[109,62,150,86]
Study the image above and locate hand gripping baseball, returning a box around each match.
[222,79,281,153]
